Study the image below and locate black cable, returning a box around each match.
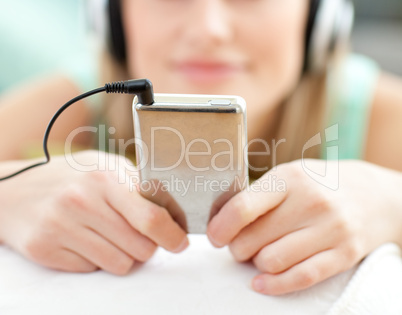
[0,79,154,181]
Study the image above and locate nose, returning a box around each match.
[184,0,233,47]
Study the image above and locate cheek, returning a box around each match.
[127,36,168,85]
[246,11,305,111]
[260,34,304,86]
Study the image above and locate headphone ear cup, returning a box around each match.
[86,0,108,46]
[305,0,355,73]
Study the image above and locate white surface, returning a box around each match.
[0,235,380,315]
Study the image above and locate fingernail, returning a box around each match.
[252,278,265,293]
[207,233,223,248]
[172,238,189,253]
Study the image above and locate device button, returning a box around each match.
[208,99,231,106]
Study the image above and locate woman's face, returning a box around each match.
[122,0,308,138]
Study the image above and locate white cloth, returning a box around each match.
[327,243,402,315]
[0,235,401,315]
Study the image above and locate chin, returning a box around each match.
[153,73,245,95]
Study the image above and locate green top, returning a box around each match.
[322,54,380,160]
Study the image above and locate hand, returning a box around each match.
[207,159,402,295]
[0,151,189,274]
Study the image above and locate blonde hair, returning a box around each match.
[274,72,328,165]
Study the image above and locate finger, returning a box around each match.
[42,248,98,273]
[228,198,303,262]
[207,174,288,247]
[75,200,158,262]
[252,226,335,274]
[106,186,189,254]
[65,227,135,276]
[252,249,346,296]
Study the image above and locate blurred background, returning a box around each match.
[352,0,402,76]
[0,0,94,93]
[0,0,401,94]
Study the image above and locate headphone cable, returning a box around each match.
[0,79,154,181]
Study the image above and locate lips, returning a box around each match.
[173,60,246,83]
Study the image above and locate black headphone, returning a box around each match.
[92,0,354,73]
